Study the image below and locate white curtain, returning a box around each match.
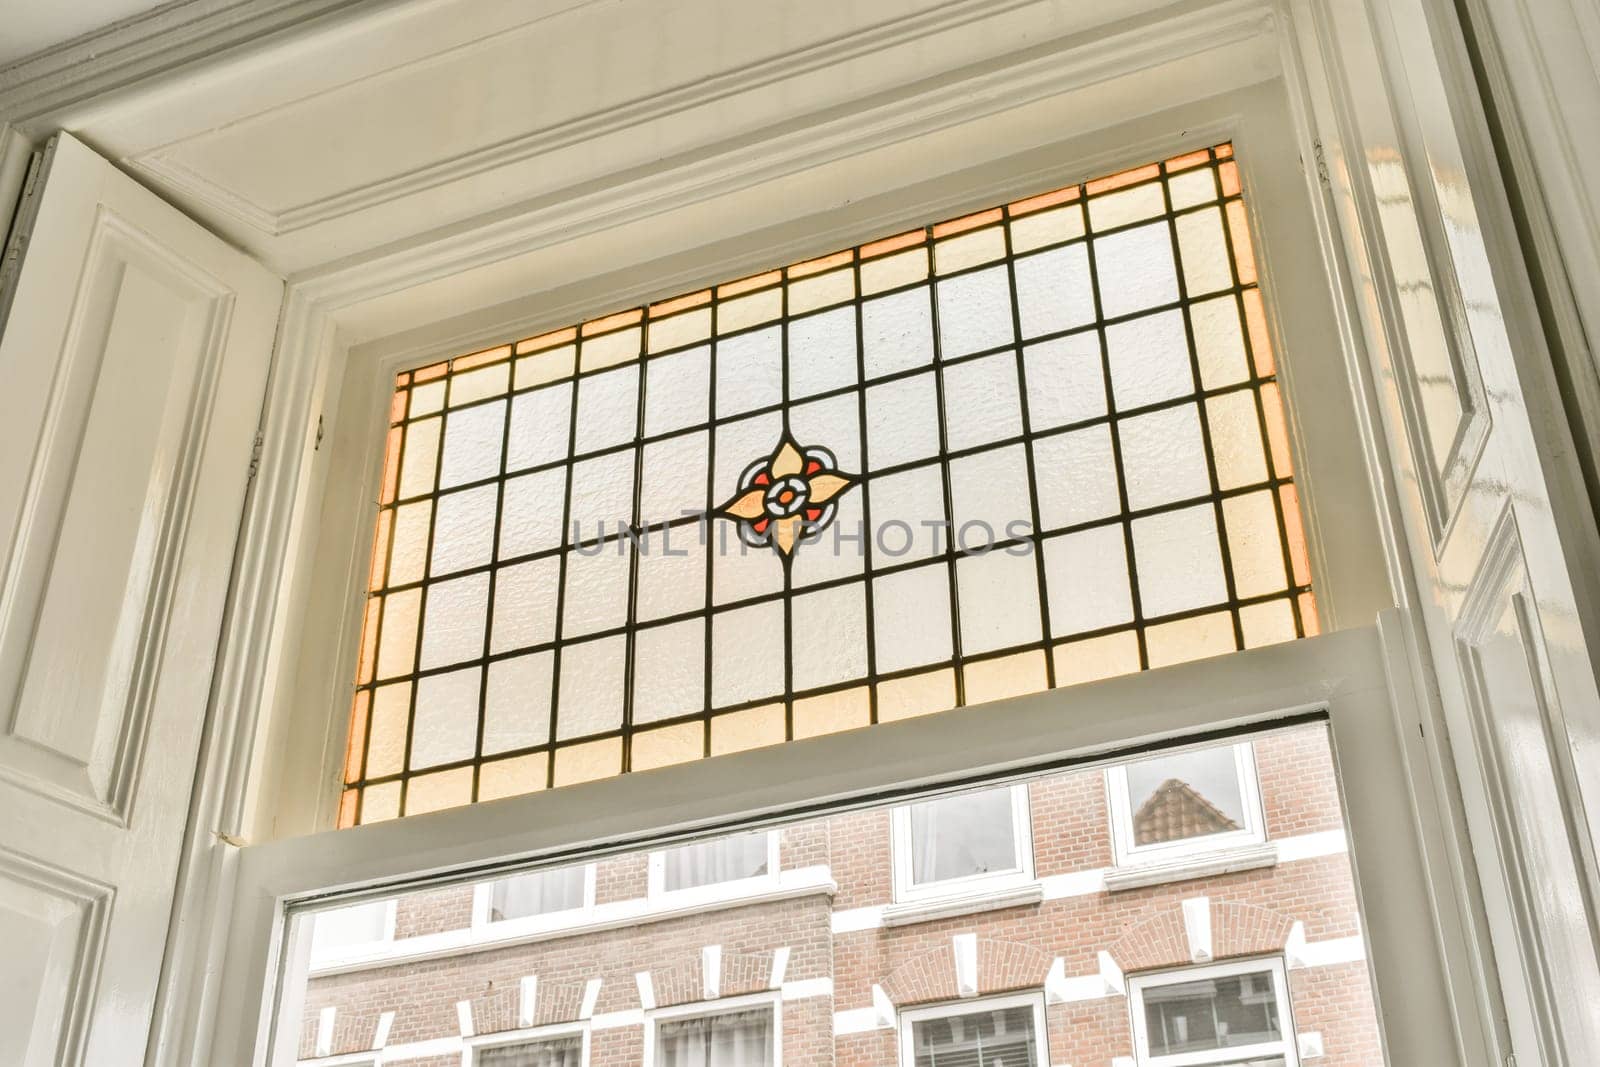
[656,1007,774,1067]
[476,1034,583,1066]
[661,832,768,892]
[490,866,585,922]
[908,788,1016,886]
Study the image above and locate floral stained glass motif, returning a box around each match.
[717,437,857,557]
[339,141,1320,826]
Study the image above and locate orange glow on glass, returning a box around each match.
[1219,161,1241,197]
[337,788,358,828]
[717,270,782,299]
[1227,200,1257,284]
[1260,381,1294,478]
[649,290,711,317]
[368,509,391,591]
[452,344,511,372]
[1165,149,1211,173]
[1007,185,1080,217]
[412,361,448,383]
[932,207,1002,238]
[516,326,578,355]
[379,426,402,505]
[861,230,926,259]
[1280,484,1313,587]
[389,390,408,424]
[345,691,369,784]
[1298,591,1321,636]
[1243,289,1274,377]
[1087,163,1159,195]
[356,598,381,686]
[788,249,853,278]
[581,308,643,337]
[1215,143,1234,159]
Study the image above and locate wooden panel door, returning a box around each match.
[1295,0,1600,1063]
[0,132,280,1066]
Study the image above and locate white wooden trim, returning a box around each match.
[889,783,1034,903]
[897,990,1049,1067]
[1127,955,1299,1067]
[1105,742,1267,867]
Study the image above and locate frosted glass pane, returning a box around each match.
[491,557,560,656]
[793,687,870,739]
[1010,203,1083,253]
[712,601,785,707]
[712,412,781,505]
[580,326,640,371]
[411,666,480,768]
[566,451,635,544]
[712,527,785,605]
[499,466,567,557]
[791,488,866,588]
[941,352,1022,452]
[1223,490,1288,598]
[398,416,440,499]
[1044,525,1134,636]
[1032,425,1121,529]
[1089,182,1166,230]
[635,534,706,622]
[1023,334,1106,429]
[789,392,861,473]
[639,431,708,529]
[956,549,1041,655]
[644,345,710,436]
[376,590,420,679]
[483,655,553,755]
[1176,207,1234,296]
[935,266,1015,359]
[1105,310,1194,410]
[866,464,946,565]
[506,382,572,471]
[865,372,941,469]
[948,444,1032,543]
[716,325,782,417]
[788,306,858,399]
[409,379,445,417]
[935,226,1006,272]
[633,618,706,725]
[1093,221,1178,319]
[790,581,867,690]
[789,268,854,313]
[1168,167,1218,209]
[1119,404,1210,510]
[1132,505,1227,617]
[1014,244,1094,339]
[420,572,489,669]
[561,542,632,637]
[439,402,504,489]
[430,485,496,575]
[873,563,953,673]
[556,635,626,739]
[366,682,410,777]
[1191,295,1250,388]
[862,288,935,378]
[1241,598,1296,647]
[1207,391,1269,490]
[861,247,928,295]
[573,365,639,455]
[388,500,432,586]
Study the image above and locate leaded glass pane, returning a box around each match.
[341,143,1320,825]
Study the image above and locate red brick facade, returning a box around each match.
[298,725,1382,1065]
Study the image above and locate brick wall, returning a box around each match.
[300,724,1384,1065]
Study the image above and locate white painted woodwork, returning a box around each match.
[1288,0,1600,1062]
[0,132,279,1066]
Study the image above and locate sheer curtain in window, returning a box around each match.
[490,866,586,921]
[655,1008,774,1067]
[908,788,1017,885]
[660,832,769,892]
[476,1034,583,1066]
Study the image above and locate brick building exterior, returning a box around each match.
[296,723,1381,1066]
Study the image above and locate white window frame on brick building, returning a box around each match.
[1127,956,1298,1067]
[305,899,397,972]
[890,783,1034,904]
[470,862,597,931]
[463,1019,590,1067]
[897,989,1050,1067]
[646,830,781,906]
[1105,741,1266,868]
[640,991,780,1067]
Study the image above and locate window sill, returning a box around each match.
[1102,842,1278,892]
[880,880,1044,927]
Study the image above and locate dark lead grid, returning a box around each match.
[342,144,1317,824]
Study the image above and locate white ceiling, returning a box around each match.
[0,0,172,67]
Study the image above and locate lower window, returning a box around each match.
[1129,958,1297,1067]
[900,993,1048,1067]
[471,1031,586,1066]
[651,1002,776,1066]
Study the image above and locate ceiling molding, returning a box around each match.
[0,0,386,124]
[127,0,1046,237]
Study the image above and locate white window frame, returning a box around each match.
[897,990,1050,1067]
[646,829,781,904]
[1127,956,1299,1067]
[202,38,1494,1067]
[1105,742,1266,867]
[891,783,1033,902]
[304,898,398,971]
[640,991,781,1067]
[470,862,597,931]
[463,1020,590,1067]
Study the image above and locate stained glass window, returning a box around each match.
[339,142,1317,826]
